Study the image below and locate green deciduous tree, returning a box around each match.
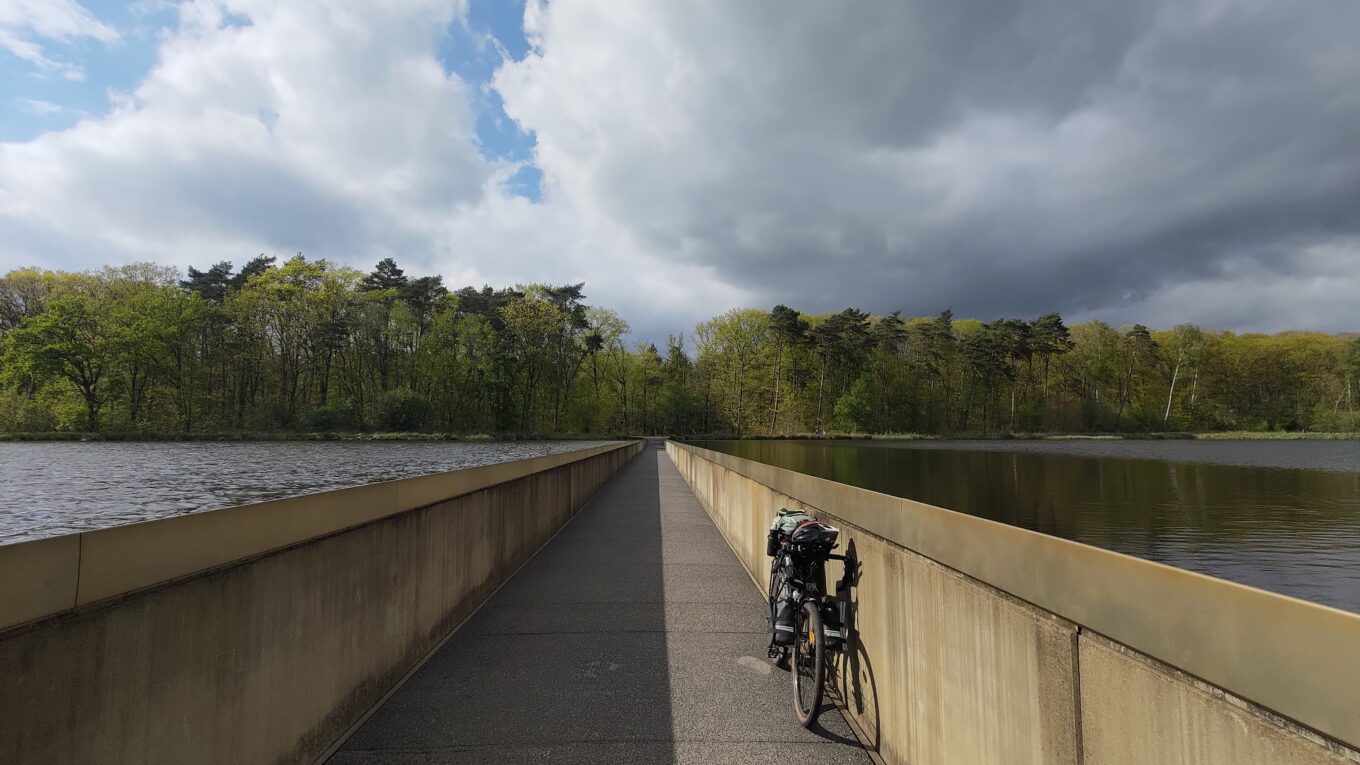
[696,309,771,438]
[1,259,1356,437]
[3,296,112,429]
[768,304,808,435]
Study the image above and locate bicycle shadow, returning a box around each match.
[823,540,882,753]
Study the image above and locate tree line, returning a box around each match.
[0,257,638,434]
[1,259,1357,436]
[686,307,1360,436]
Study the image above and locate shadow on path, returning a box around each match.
[331,442,868,764]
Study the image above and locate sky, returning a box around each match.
[1,0,1358,341]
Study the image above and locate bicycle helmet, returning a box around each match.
[788,521,839,556]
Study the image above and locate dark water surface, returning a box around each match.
[695,439,1360,614]
[0,440,614,545]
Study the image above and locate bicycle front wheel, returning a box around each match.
[792,599,825,727]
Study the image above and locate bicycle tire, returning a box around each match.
[769,560,790,626]
[768,562,791,666]
[792,599,825,727]
[768,562,781,615]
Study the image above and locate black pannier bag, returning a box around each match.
[821,578,848,650]
[773,597,796,644]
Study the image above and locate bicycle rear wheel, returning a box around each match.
[768,563,784,628]
[792,599,825,727]
[768,564,791,667]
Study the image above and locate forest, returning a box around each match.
[1,257,1357,437]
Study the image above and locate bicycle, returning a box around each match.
[766,519,851,727]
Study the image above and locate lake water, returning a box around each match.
[0,440,614,545]
[694,439,1360,614]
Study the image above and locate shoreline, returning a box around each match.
[0,431,626,443]
[3,430,1356,443]
[689,431,1360,442]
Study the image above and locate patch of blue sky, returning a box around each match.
[504,164,543,200]
[0,0,173,142]
[467,0,531,60]
[440,0,541,201]
[3,0,542,200]
[218,9,251,29]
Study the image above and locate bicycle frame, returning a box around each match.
[769,544,850,656]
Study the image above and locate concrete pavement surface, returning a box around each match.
[330,441,871,764]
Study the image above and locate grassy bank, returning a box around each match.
[1191,431,1360,440]
[5,430,1356,443]
[873,431,1360,440]
[0,431,628,443]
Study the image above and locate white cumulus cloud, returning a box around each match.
[2,0,1359,338]
[0,0,750,339]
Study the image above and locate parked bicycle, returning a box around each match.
[766,509,852,727]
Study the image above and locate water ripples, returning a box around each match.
[0,441,613,544]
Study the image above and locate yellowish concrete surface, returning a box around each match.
[76,442,629,606]
[75,479,401,605]
[0,441,626,623]
[1080,634,1360,765]
[668,441,1360,765]
[0,441,642,764]
[829,519,1079,765]
[0,534,78,631]
[670,442,1078,765]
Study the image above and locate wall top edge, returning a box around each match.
[666,440,1360,750]
[1,440,641,630]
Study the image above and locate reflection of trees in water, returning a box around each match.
[701,440,1360,611]
[714,441,1360,539]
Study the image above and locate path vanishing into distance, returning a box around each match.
[330,441,871,764]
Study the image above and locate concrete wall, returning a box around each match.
[667,441,1360,765]
[0,440,643,765]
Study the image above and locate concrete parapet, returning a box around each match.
[667,440,1360,765]
[0,440,643,764]
[1079,633,1359,765]
[0,534,77,632]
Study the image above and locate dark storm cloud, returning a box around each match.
[4,1,1356,339]
[505,0,1360,331]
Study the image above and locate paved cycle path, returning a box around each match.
[331,441,870,764]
